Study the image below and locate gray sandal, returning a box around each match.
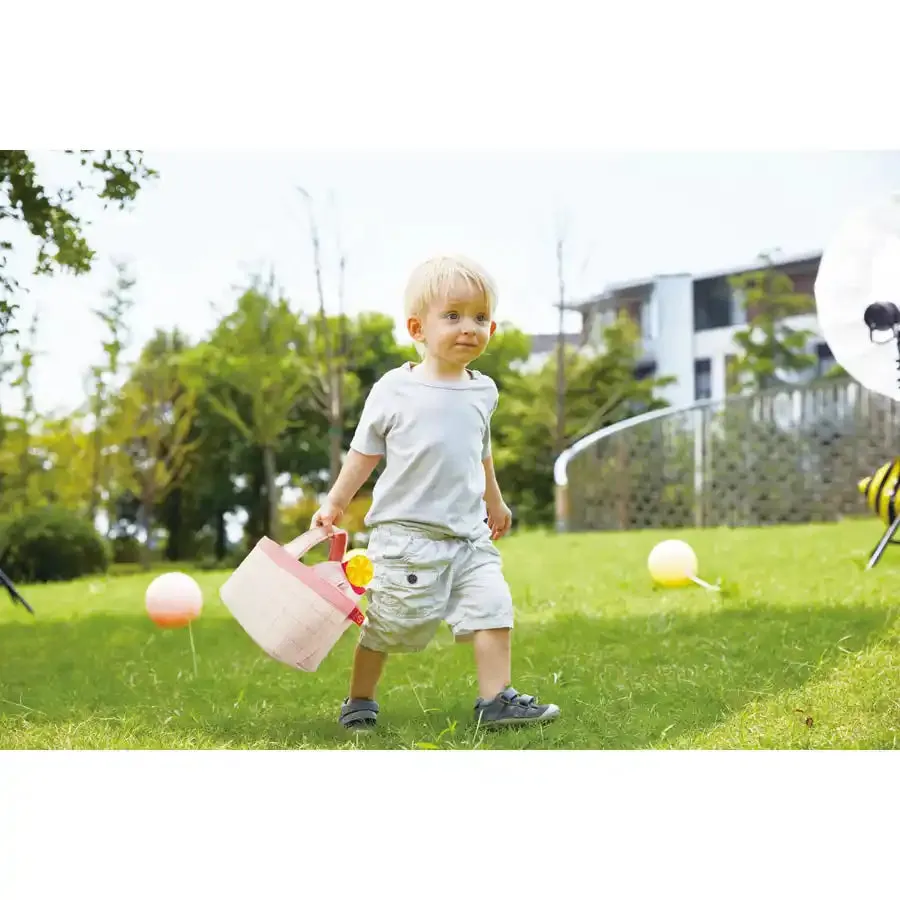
[474,687,560,727]
[339,697,379,729]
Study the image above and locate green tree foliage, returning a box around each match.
[108,329,199,567]
[3,311,41,511]
[182,282,313,542]
[0,150,156,347]
[470,325,532,392]
[727,253,817,391]
[88,261,135,522]
[491,315,671,525]
[156,392,244,562]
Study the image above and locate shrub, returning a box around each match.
[0,506,110,583]
[110,534,142,564]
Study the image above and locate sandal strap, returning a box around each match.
[496,688,538,707]
[343,698,379,713]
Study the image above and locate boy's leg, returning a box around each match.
[472,627,511,699]
[339,645,387,729]
[448,542,560,727]
[469,626,558,726]
[339,527,453,729]
[350,644,387,700]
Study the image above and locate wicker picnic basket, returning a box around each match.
[219,526,365,672]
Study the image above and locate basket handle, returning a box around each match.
[283,527,348,562]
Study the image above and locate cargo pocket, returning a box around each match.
[369,530,414,562]
[370,561,446,621]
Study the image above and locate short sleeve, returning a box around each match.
[350,381,389,456]
[482,390,498,460]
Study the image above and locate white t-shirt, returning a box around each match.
[349,362,498,540]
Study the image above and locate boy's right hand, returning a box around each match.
[311,500,344,532]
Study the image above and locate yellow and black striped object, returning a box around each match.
[858,458,900,524]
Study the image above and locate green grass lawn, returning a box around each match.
[2,519,899,750]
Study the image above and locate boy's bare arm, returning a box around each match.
[483,455,512,539]
[483,455,504,505]
[330,450,382,508]
[312,450,382,528]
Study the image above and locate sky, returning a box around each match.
[3,150,900,418]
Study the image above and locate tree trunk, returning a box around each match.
[262,443,278,541]
[244,459,265,547]
[215,511,227,560]
[138,492,155,571]
[555,237,567,457]
[163,489,184,561]
[89,376,103,523]
[329,368,343,486]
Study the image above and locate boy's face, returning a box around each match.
[408,284,496,366]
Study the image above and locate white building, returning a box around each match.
[567,251,834,407]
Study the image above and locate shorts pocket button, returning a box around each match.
[407,573,418,584]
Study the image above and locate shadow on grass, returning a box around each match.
[0,600,894,749]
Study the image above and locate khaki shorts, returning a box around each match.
[359,524,515,654]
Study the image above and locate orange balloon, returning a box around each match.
[145,572,203,628]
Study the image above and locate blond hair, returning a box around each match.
[403,255,498,321]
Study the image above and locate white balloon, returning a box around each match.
[647,539,698,587]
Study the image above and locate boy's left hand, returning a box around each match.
[486,499,512,539]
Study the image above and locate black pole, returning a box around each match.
[0,567,33,614]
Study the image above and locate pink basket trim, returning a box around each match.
[258,537,363,626]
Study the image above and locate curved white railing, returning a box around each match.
[552,396,721,530]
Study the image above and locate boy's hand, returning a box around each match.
[311,499,344,532]
[486,499,512,540]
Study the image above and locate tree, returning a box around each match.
[156,389,247,562]
[283,310,418,498]
[0,341,13,498]
[109,329,199,567]
[555,233,567,457]
[492,315,671,525]
[342,311,418,396]
[470,324,531,392]
[727,253,817,391]
[297,187,347,486]
[29,416,95,513]
[9,311,41,507]
[184,282,312,542]
[88,261,135,522]
[0,150,157,347]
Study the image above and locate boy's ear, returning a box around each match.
[407,316,424,342]
[489,321,497,337]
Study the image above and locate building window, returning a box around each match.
[589,308,617,345]
[693,277,734,331]
[694,358,712,400]
[634,361,657,381]
[694,278,734,331]
[639,296,658,341]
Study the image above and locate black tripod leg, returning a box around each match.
[0,568,34,614]
[866,516,900,569]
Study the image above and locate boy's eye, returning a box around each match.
[446,312,459,320]
[476,315,488,324]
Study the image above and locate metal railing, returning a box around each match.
[554,378,900,532]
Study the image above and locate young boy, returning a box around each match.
[311,255,559,730]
